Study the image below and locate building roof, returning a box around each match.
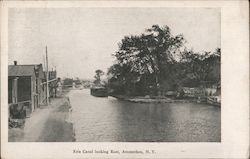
[9,65,36,76]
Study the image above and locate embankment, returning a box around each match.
[36,97,75,142]
[110,94,196,103]
[9,95,75,142]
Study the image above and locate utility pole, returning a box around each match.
[43,55,46,71]
[46,46,50,105]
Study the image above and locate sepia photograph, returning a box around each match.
[1,0,249,158]
[7,7,221,142]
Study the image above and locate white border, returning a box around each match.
[1,1,249,159]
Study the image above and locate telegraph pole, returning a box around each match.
[46,46,49,105]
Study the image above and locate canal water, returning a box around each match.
[69,89,220,142]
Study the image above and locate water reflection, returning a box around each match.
[69,89,220,142]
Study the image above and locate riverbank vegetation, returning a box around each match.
[107,25,220,97]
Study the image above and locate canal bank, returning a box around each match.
[9,93,75,142]
[110,95,221,107]
[110,95,196,103]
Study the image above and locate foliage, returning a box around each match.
[177,48,221,87]
[107,25,221,96]
[94,69,104,86]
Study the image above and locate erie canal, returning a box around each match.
[69,89,220,142]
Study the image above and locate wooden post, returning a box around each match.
[12,77,18,103]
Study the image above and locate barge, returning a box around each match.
[90,87,108,97]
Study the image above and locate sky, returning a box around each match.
[8,8,220,79]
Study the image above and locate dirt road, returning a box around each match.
[8,96,75,142]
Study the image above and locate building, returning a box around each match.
[45,70,58,98]
[179,87,204,98]
[8,61,45,118]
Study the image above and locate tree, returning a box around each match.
[94,69,104,86]
[178,48,221,87]
[108,25,220,96]
[109,25,185,95]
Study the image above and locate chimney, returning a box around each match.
[14,61,17,65]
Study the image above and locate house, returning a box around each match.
[177,83,220,99]
[179,87,204,98]
[200,81,220,96]
[8,61,45,118]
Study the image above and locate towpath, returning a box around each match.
[8,95,75,142]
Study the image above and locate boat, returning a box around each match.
[207,96,221,106]
[90,86,108,97]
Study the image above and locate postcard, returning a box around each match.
[1,0,249,158]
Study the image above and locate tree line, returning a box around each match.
[100,25,220,96]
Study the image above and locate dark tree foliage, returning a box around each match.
[94,69,104,86]
[107,25,220,96]
[178,48,221,87]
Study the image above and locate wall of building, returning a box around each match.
[17,77,31,102]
